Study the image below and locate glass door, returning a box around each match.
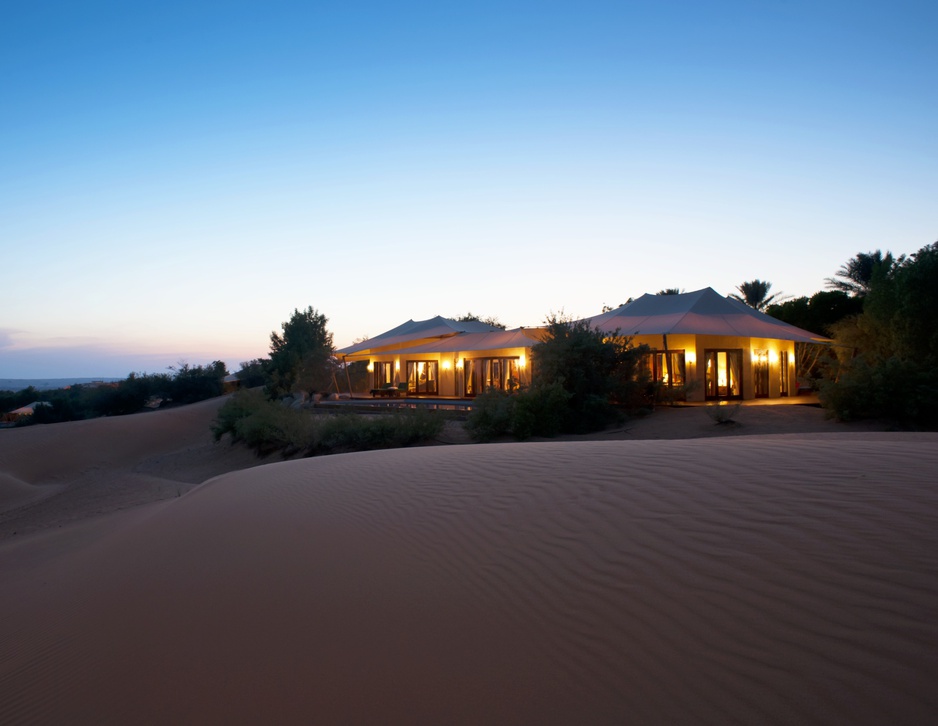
[406,360,438,395]
[753,350,769,398]
[704,350,742,399]
[780,351,790,396]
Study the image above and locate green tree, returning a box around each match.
[820,242,938,426]
[531,314,648,433]
[730,279,785,311]
[656,288,684,295]
[267,307,335,397]
[825,250,900,297]
[236,358,270,388]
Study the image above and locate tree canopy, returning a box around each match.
[825,250,900,297]
[820,242,938,426]
[730,279,785,311]
[267,306,335,397]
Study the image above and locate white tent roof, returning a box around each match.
[337,316,504,355]
[584,288,830,343]
[359,328,547,357]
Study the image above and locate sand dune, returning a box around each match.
[0,396,260,536]
[1,430,936,724]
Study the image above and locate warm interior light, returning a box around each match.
[519,354,526,368]
[456,359,464,369]
[366,362,374,372]
[395,360,400,371]
[769,350,778,364]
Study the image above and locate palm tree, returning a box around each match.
[730,279,784,312]
[825,250,899,297]
[656,288,684,295]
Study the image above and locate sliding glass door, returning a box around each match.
[406,360,438,395]
[704,350,742,399]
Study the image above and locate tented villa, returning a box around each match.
[337,316,546,398]
[336,288,830,402]
[583,288,830,401]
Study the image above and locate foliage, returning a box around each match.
[6,363,230,425]
[730,279,786,311]
[168,361,228,404]
[526,314,648,434]
[465,382,571,442]
[820,242,938,427]
[212,390,445,456]
[656,288,684,295]
[825,249,901,297]
[236,358,270,388]
[766,290,864,384]
[0,386,41,414]
[267,306,335,398]
[765,291,863,338]
[342,360,372,394]
[449,312,653,441]
[601,298,632,312]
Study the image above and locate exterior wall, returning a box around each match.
[362,346,531,397]
[632,334,797,402]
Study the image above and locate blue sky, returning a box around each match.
[2,0,935,378]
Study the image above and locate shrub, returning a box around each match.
[465,389,517,442]
[465,382,573,442]
[212,391,445,456]
[704,402,742,425]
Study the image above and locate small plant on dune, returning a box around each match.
[704,401,742,425]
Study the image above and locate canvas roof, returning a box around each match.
[349,328,547,358]
[8,401,52,416]
[337,316,504,355]
[584,287,831,343]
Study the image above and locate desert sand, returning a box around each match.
[1,398,937,724]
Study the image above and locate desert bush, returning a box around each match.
[465,389,517,442]
[466,382,573,442]
[530,314,648,434]
[318,409,444,453]
[212,391,444,456]
[704,402,742,424]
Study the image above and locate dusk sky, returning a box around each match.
[2,1,935,378]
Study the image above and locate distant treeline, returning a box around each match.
[1,362,229,425]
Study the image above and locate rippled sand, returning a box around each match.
[2,430,936,724]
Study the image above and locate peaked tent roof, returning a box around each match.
[584,288,830,343]
[337,316,503,356]
[356,328,548,357]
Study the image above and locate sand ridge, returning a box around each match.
[1,431,936,724]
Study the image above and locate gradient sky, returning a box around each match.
[2,0,935,378]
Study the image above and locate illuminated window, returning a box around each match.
[643,351,686,387]
[463,357,521,396]
[406,360,439,395]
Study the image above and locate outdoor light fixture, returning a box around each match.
[519,354,526,368]
[367,362,374,372]
[442,359,451,371]
[395,360,400,371]
[685,351,696,365]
